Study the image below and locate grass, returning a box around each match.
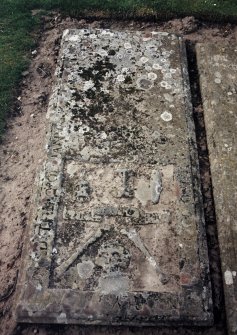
[8,0,237,22]
[0,0,237,136]
[0,1,39,135]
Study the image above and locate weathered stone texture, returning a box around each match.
[197,43,237,335]
[15,30,212,326]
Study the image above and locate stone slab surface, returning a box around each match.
[196,43,237,335]
[16,30,212,326]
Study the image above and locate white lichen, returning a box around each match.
[31,252,36,260]
[83,80,94,91]
[214,78,221,84]
[36,283,42,291]
[100,132,107,139]
[77,260,95,279]
[116,53,123,60]
[153,63,162,70]
[121,67,129,74]
[57,312,67,324]
[161,111,173,122]
[164,72,172,79]
[98,49,108,57]
[124,42,132,49]
[143,37,152,42]
[62,29,69,38]
[116,74,125,82]
[78,125,90,134]
[140,56,149,64]
[148,72,157,81]
[160,81,172,90]
[101,30,114,36]
[69,35,79,42]
[164,93,174,102]
[224,270,234,285]
[215,71,222,78]
[145,65,152,71]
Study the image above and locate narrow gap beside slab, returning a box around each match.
[185,41,227,330]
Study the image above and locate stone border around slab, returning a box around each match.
[196,43,237,335]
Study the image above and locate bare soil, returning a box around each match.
[0,13,236,335]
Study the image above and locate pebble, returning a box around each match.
[21,71,29,77]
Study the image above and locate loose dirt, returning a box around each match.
[0,13,236,335]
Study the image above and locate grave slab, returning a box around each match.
[196,43,237,335]
[16,30,212,326]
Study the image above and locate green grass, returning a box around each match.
[13,0,237,21]
[0,1,39,135]
[0,0,237,136]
